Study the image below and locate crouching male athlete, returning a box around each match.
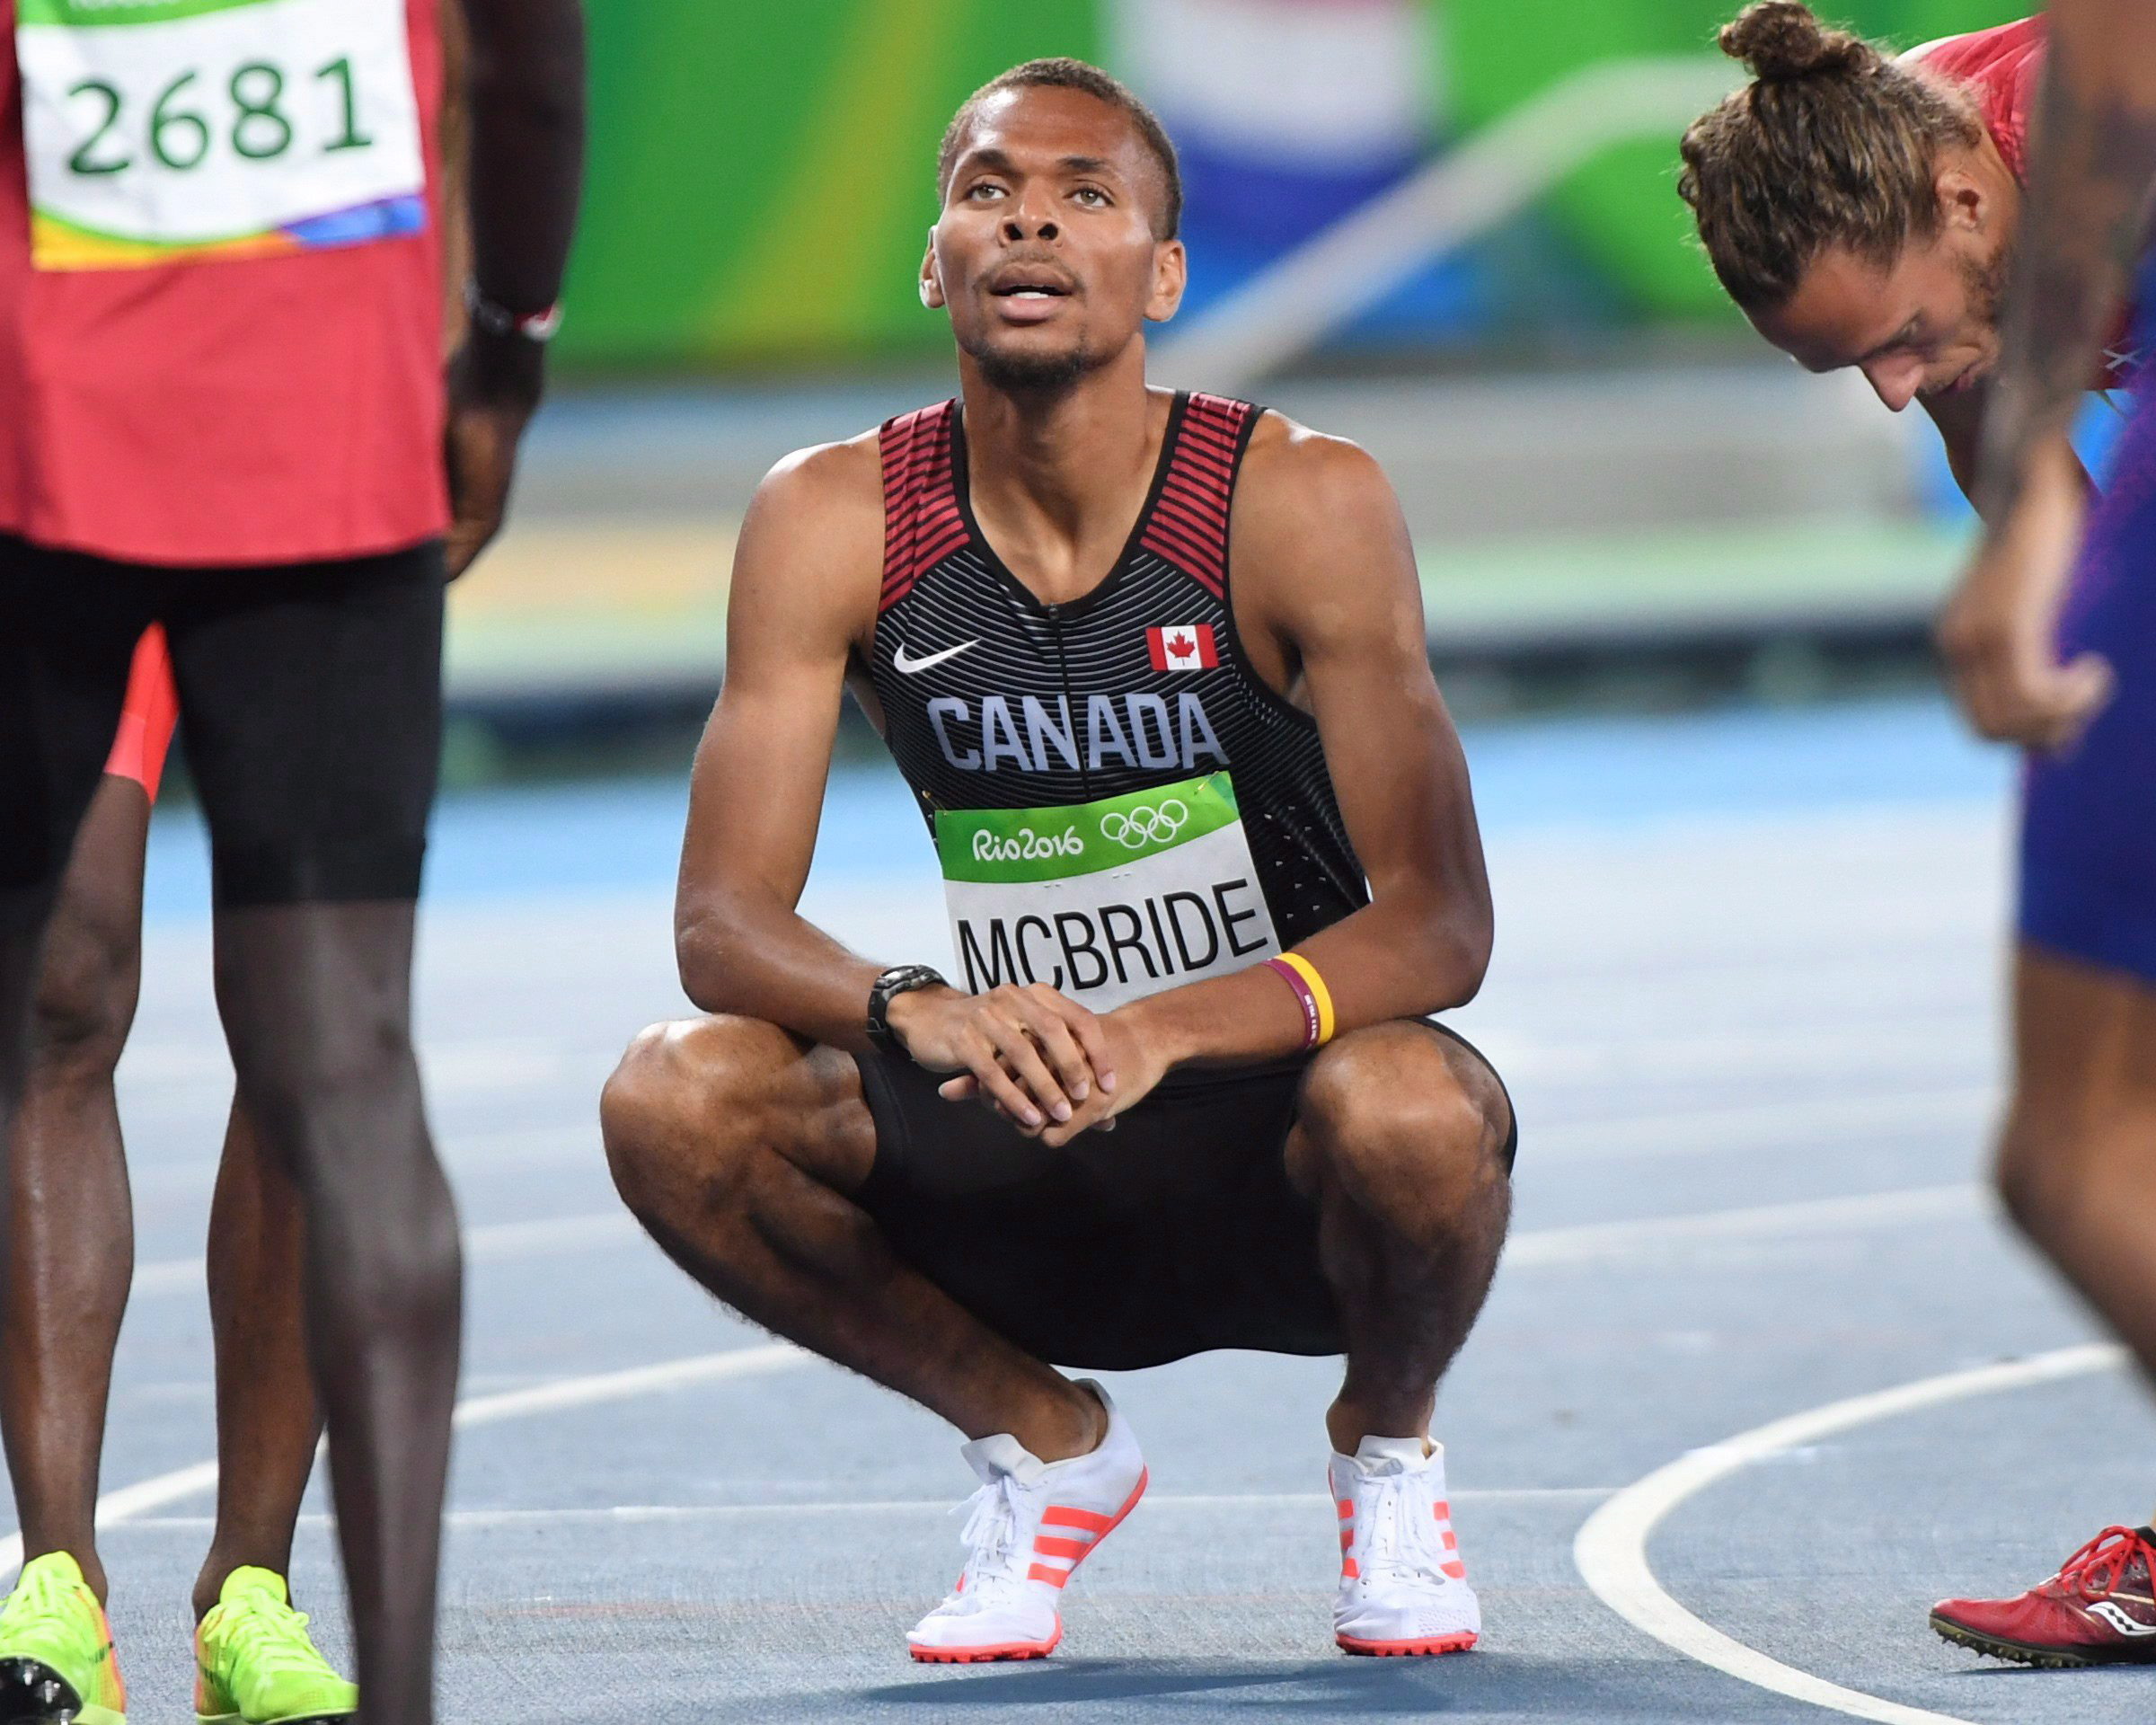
[599,58,1515,1664]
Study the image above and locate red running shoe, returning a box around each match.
[1931,1526,2156,1668]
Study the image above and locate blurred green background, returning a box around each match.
[562,0,2025,372]
[451,0,2068,746]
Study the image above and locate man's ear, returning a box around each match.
[920,229,946,310]
[1144,238,1188,323]
[1937,163,1991,234]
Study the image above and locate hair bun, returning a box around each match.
[1719,1,1870,81]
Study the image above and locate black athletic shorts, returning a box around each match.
[855,1021,1517,1372]
[0,533,445,906]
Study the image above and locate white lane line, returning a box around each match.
[128,1181,1995,1305]
[1491,1023,1992,1087]
[102,1484,1619,1534]
[127,1179,1990,1303]
[129,1123,607,1194]
[1508,1185,1985,1268]
[1533,1087,1994,1162]
[447,1343,802,1431]
[130,1210,640,1297]
[0,1342,808,1581]
[1574,1341,2127,1725]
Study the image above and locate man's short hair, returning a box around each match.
[937,58,1183,242]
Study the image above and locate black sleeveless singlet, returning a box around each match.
[868,390,1366,1004]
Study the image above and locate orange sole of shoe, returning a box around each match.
[1337,1631,1479,1657]
[910,1633,1061,1664]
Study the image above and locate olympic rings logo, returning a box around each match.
[1099,799,1189,849]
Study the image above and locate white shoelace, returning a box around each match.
[1357,1474,1454,1587]
[939,1474,1031,1613]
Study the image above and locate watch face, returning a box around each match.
[871,967,941,1034]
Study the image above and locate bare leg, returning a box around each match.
[1283,1023,1514,1455]
[1993,945,2156,1376]
[0,779,153,1604]
[193,1098,324,1619]
[600,1016,1101,1462]
[0,889,51,1142]
[212,902,461,1725]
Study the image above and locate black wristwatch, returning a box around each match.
[465,281,565,344]
[866,965,947,1058]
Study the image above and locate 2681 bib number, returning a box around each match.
[66,55,373,176]
[17,0,427,270]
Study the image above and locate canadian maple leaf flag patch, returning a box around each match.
[1146,624,1220,672]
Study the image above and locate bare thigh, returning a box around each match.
[2014,946,2156,1123]
[2000,942,2156,1230]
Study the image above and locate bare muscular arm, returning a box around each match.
[444,0,586,577]
[1127,420,1492,1058]
[672,443,887,1046]
[1978,4,2156,509]
[676,445,1117,1126]
[1939,1,2156,746]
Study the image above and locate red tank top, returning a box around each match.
[0,0,449,567]
[1909,16,2139,388]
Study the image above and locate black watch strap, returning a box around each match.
[866,965,947,1057]
[466,281,564,344]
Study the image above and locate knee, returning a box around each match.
[1294,1024,1512,1212]
[27,898,138,1075]
[600,1016,770,1219]
[236,1006,418,1146]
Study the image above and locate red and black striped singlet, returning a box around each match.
[868,390,1366,1006]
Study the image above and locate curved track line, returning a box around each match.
[1574,1341,2127,1724]
[0,1341,808,1581]
[1508,1185,1983,1268]
[107,1484,1619,1535]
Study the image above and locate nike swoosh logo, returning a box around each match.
[892,640,979,675]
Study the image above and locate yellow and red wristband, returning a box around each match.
[1264,951,1336,1051]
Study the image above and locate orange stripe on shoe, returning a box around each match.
[1041,1505,1115,1534]
[1337,1499,1355,1518]
[1342,1557,1360,1579]
[1034,1536,1091,1561]
[1433,1502,1451,1518]
[1027,1469,1147,1595]
[1442,1561,1467,1579]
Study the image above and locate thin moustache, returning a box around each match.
[985,258,1079,296]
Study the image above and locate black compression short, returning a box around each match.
[854,1021,1517,1372]
[0,534,445,905]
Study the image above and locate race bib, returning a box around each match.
[936,773,1283,1013]
[17,0,426,270]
